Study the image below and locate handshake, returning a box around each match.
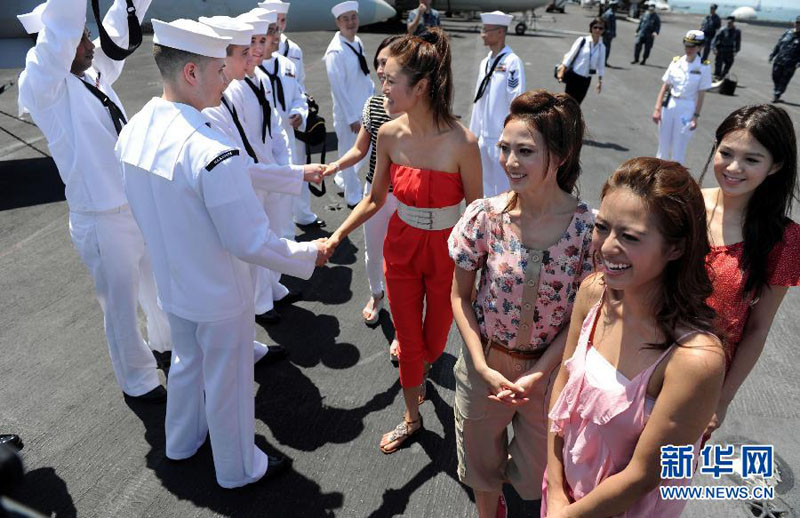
[302,162,345,185]
[311,235,342,266]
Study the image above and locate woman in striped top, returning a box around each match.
[326,35,402,364]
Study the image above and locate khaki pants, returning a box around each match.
[454,344,557,500]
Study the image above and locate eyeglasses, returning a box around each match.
[591,26,605,31]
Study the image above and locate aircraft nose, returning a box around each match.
[361,0,397,25]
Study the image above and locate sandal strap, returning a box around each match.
[386,418,420,442]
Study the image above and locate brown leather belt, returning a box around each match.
[481,335,545,361]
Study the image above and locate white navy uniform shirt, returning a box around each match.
[18,0,151,213]
[262,54,308,137]
[117,98,317,322]
[469,46,526,141]
[279,33,306,91]
[226,72,297,178]
[561,36,606,79]
[323,32,374,125]
[203,88,303,196]
[662,55,712,102]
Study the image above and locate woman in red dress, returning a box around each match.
[701,104,800,440]
[323,28,482,453]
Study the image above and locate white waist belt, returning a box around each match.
[396,201,461,231]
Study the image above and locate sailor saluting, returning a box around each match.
[17,0,171,402]
[115,18,326,488]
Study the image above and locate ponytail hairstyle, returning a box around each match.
[373,34,403,71]
[700,104,798,298]
[388,27,456,130]
[601,157,716,347]
[502,90,585,212]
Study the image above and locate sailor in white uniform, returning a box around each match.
[653,30,712,165]
[324,1,374,208]
[469,11,526,197]
[258,0,324,230]
[257,7,309,239]
[116,19,325,488]
[227,9,300,323]
[17,0,171,401]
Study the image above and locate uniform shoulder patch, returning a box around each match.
[205,149,240,171]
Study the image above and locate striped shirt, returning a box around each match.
[361,95,392,185]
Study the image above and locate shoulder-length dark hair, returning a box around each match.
[701,104,798,297]
[373,34,402,71]
[388,27,456,130]
[502,90,585,212]
[602,157,716,346]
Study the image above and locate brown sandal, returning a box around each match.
[379,415,423,454]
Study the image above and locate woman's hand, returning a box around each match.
[489,370,545,407]
[703,402,728,441]
[652,107,662,124]
[479,365,525,399]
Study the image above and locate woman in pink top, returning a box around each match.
[544,158,726,517]
[699,105,800,440]
[449,90,594,518]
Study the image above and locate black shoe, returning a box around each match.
[630,59,639,64]
[640,60,646,65]
[263,454,289,479]
[256,344,287,365]
[0,435,23,452]
[275,288,303,307]
[126,386,167,404]
[773,95,781,103]
[347,203,358,210]
[296,218,326,229]
[256,309,281,325]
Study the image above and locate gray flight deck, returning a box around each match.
[1,7,799,518]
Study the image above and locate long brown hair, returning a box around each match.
[700,104,798,298]
[388,27,456,130]
[601,157,716,346]
[502,90,585,212]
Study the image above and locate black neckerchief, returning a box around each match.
[343,40,370,75]
[79,78,126,134]
[90,0,141,60]
[221,96,257,163]
[259,60,286,113]
[243,76,272,142]
[473,51,507,103]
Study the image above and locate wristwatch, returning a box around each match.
[694,112,701,118]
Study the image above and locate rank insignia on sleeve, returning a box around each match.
[507,69,519,88]
[206,149,240,171]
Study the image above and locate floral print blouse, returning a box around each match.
[448,194,595,351]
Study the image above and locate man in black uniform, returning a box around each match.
[632,2,660,65]
[602,0,617,65]
[712,16,741,79]
[769,16,800,103]
[700,3,721,61]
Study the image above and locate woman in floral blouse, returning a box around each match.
[448,90,594,518]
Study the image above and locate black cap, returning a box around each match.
[727,15,735,21]
[710,3,717,8]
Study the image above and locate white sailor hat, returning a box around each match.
[17,2,46,35]
[258,1,290,14]
[683,29,705,45]
[152,18,231,58]
[480,10,513,27]
[199,16,254,46]
[247,7,278,24]
[332,1,359,18]
[235,13,270,35]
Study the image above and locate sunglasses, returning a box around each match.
[591,26,605,31]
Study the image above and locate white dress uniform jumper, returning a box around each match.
[17,0,170,397]
[469,46,526,197]
[323,31,374,207]
[117,97,317,488]
[657,54,711,164]
[260,54,309,239]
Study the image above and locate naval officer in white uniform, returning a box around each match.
[116,19,326,488]
[258,1,325,229]
[469,11,526,197]
[17,0,171,401]
[324,1,375,208]
[653,30,712,165]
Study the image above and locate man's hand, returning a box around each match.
[418,2,428,14]
[313,237,331,266]
[349,121,361,133]
[596,81,602,94]
[303,163,325,184]
[556,64,566,83]
[289,114,303,129]
[652,107,662,124]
